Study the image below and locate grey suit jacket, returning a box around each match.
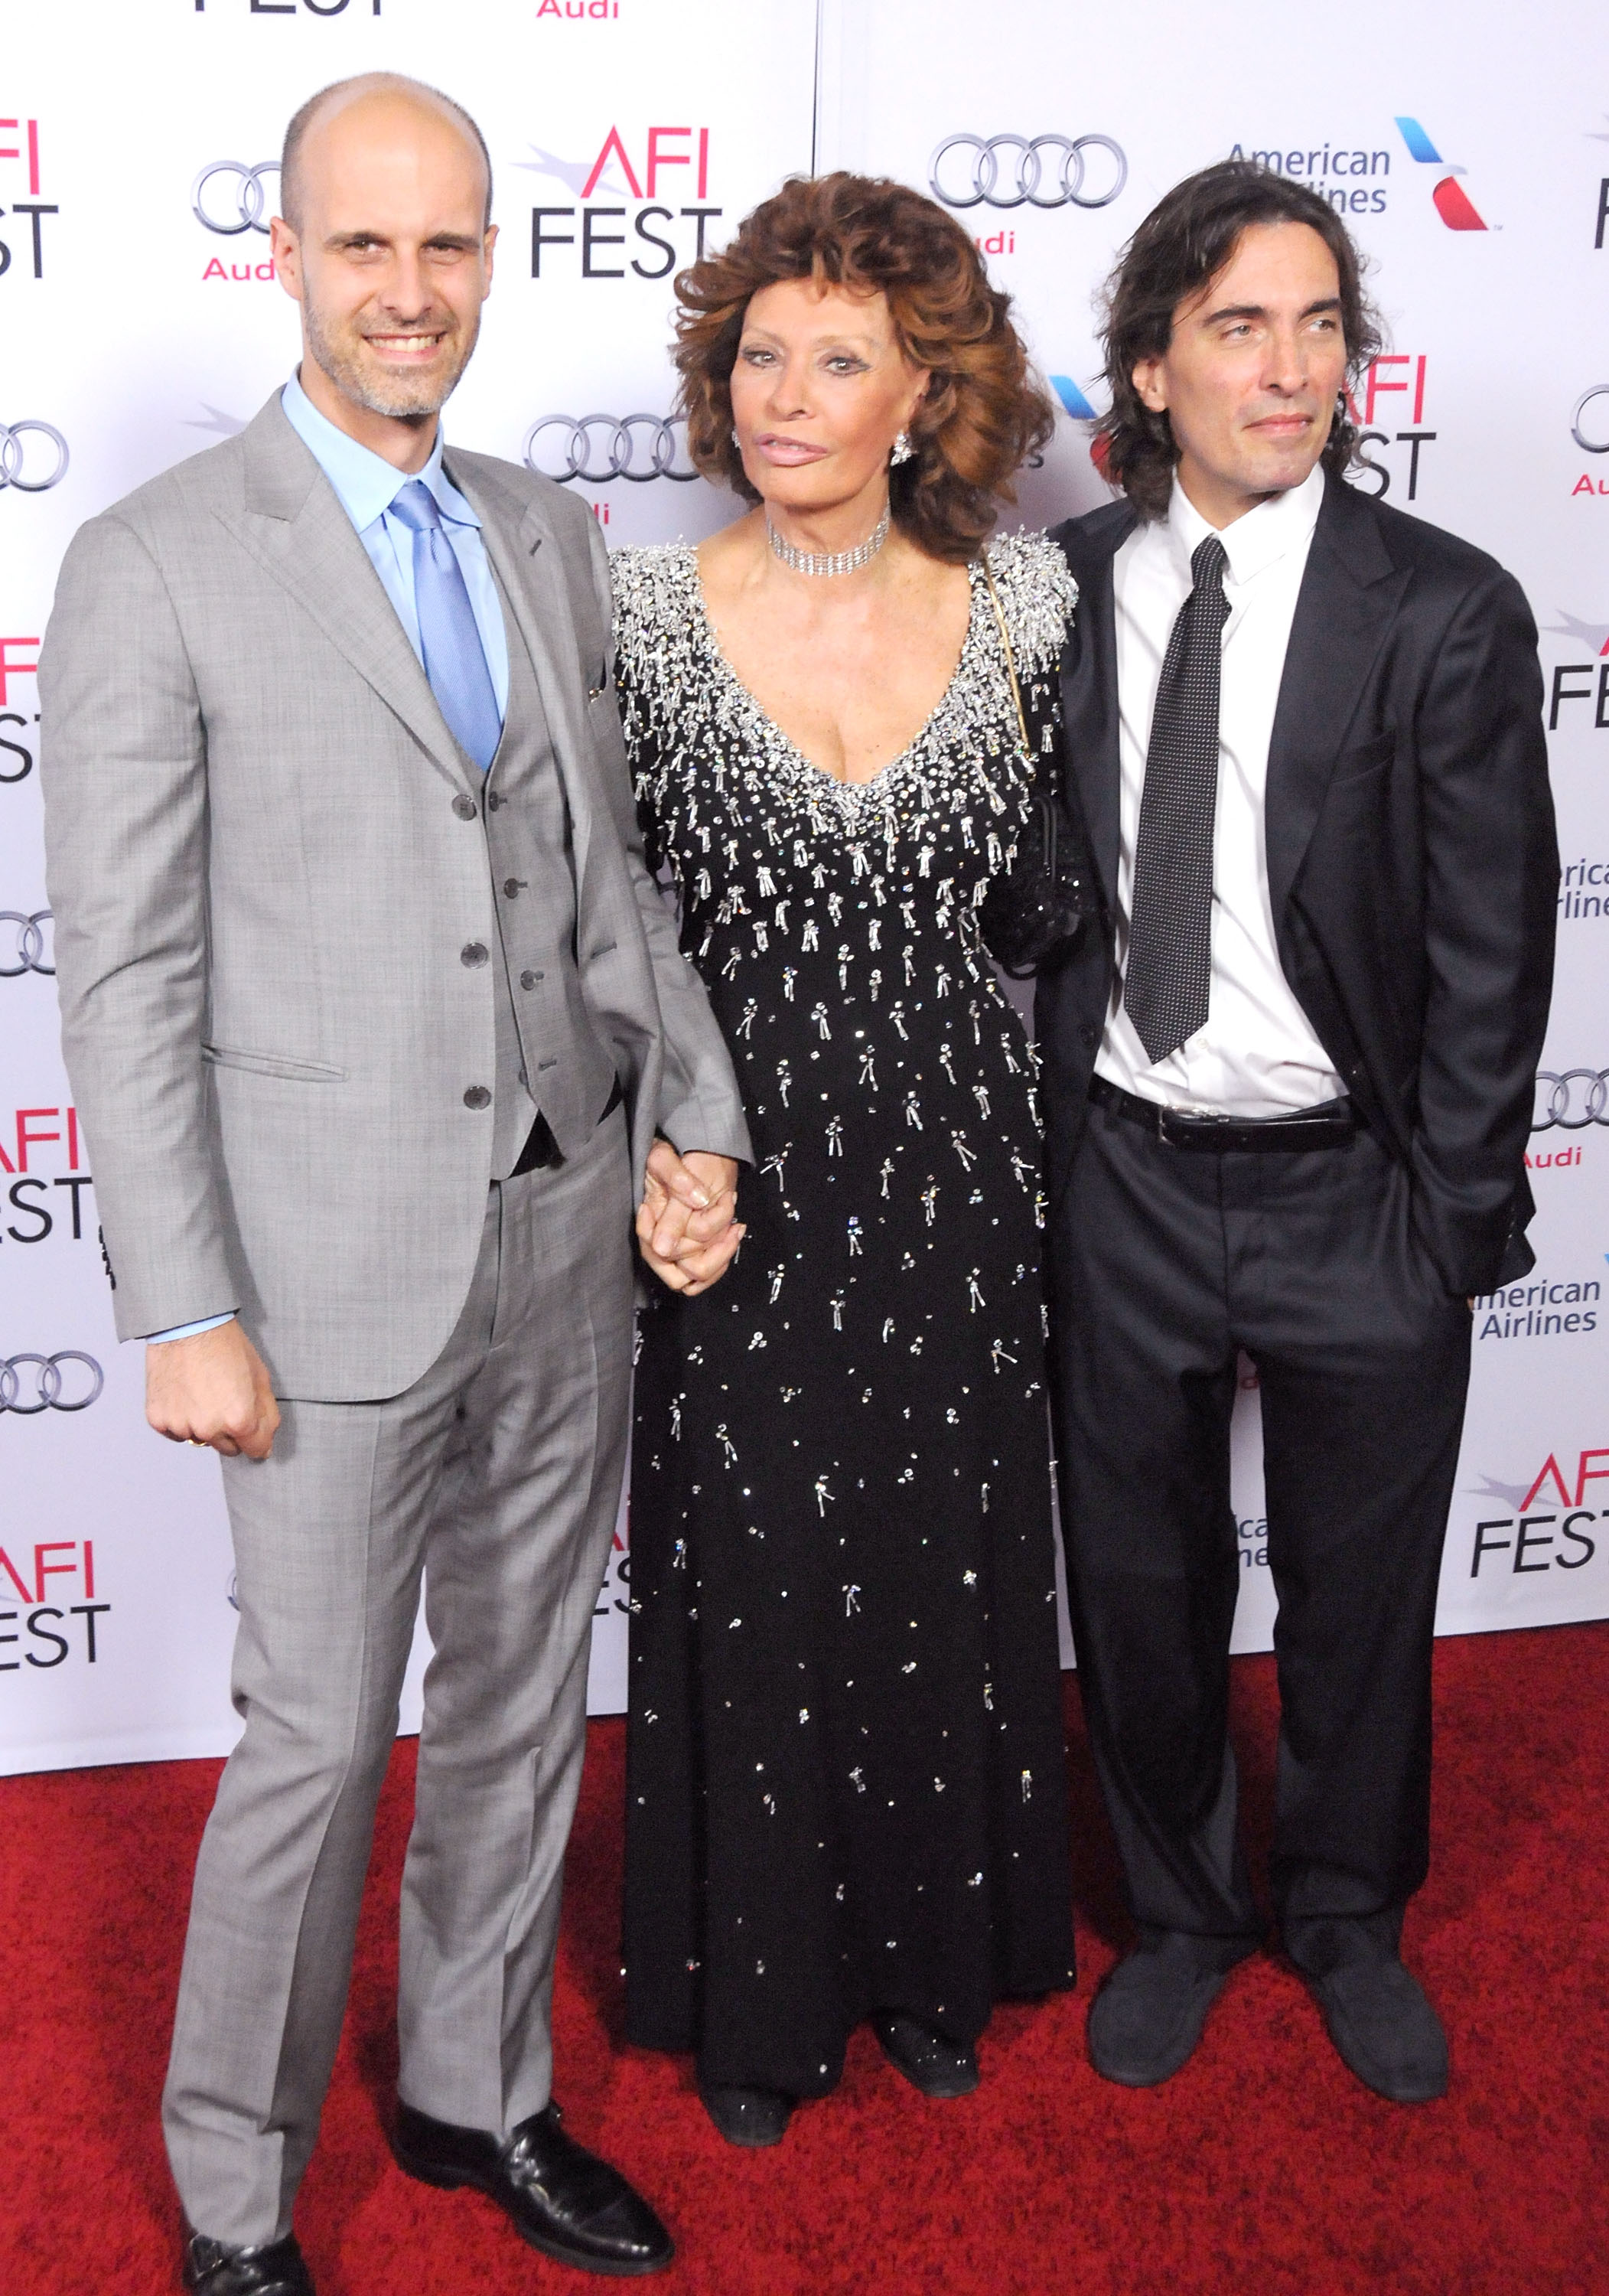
[40,393,750,1400]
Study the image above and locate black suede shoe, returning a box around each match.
[393,2099,673,2276]
[871,2013,979,2099]
[182,2231,314,2294]
[1307,1957,1449,2103]
[1086,1931,1256,2088]
[697,2082,794,2147]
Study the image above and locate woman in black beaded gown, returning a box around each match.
[616,175,1080,2144]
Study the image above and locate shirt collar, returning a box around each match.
[281,370,480,534]
[1163,461,1324,590]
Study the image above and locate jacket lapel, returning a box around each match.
[218,396,474,796]
[1265,474,1410,927]
[1055,504,1135,915]
[451,459,596,898]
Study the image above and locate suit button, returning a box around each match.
[520,969,545,990]
[451,794,477,821]
[503,877,526,899]
[1080,1024,1099,1048]
[463,1085,492,1110]
[486,790,504,811]
[461,942,489,967]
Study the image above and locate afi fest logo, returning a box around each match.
[1,632,39,784]
[0,1532,110,1677]
[0,1100,99,1251]
[1468,1448,1608,1581]
[0,112,57,280]
[191,1,383,15]
[524,126,721,281]
[1392,116,1490,230]
[1541,607,1609,733]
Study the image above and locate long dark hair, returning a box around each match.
[1095,159,1383,519]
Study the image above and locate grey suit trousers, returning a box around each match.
[162,1110,633,2246]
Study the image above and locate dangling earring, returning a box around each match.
[731,427,741,447]
[890,430,915,466]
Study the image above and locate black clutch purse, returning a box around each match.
[976,558,1091,980]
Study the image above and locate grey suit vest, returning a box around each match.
[480,568,619,1178]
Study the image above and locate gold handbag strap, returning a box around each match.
[982,553,1032,764]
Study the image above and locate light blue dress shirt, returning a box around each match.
[279,368,510,713]
[145,374,510,1344]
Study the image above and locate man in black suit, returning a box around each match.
[1040,161,1556,2101]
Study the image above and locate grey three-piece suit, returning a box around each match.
[40,394,750,2245]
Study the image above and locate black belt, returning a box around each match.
[1088,1072,1357,1153]
[508,1074,625,1177]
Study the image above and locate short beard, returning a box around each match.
[303,294,476,421]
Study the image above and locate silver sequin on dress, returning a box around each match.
[618,530,1080,2097]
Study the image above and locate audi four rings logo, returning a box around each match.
[1532,1070,1609,1130]
[0,1353,104,1414]
[2,909,54,975]
[929,133,1128,211]
[193,160,281,236]
[523,414,699,485]
[1572,386,1609,455]
[0,421,69,493]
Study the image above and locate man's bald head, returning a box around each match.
[280,73,492,235]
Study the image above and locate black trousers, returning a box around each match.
[1048,1096,1472,1964]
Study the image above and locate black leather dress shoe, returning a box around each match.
[1308,1957,1449,2103]
[697,2082,794,2147]
[183,2230,314,2294]
[1086,1931,1257,2088]
[871,2013,979,2099]
[392,2099,673,2277]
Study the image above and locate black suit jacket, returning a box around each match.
[1036,472,1559,1296]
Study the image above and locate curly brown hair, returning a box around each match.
[671,171,1054,566]
[1095,160,1383,520]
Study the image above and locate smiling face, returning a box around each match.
[270,86,495,439]
[728,276,929,517]
[1131,220,1350,527]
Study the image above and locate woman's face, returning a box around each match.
[729,276,928,512]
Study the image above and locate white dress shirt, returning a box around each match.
[1094,464,1344,1118]
[145,377,511,1344]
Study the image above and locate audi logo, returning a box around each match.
[523,413,699,485]
[0,1352,104,1414]
[1571,385,1609,455]
[1532,1069,1609,1130]
[929,132,1128,212]
[193,160,281,236]
[0,420,69,493]
[1,908,53,976]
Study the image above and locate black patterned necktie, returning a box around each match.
[1122,533,1231,1065]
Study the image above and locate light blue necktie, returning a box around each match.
[388,479,503,772]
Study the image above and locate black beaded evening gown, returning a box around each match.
[614,530,1079,2100]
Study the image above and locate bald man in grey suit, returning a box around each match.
[40,75,748,2296]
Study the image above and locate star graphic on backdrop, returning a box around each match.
[513,144,634,198]
[1542,611,1609,656]
[1467,1473,1530,1508]
[187,404,246,438]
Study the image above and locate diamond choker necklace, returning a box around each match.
[766,506,890,578]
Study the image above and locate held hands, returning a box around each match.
[146,1320,281,1460]
[637,1141,744,1296]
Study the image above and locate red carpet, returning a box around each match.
[3,1624,1605,2296]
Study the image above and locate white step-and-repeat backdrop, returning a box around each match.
[3,0,1606,1773]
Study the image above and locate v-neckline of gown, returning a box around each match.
[680,545,986,799]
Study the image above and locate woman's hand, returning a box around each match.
[637,1142,744,1295]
